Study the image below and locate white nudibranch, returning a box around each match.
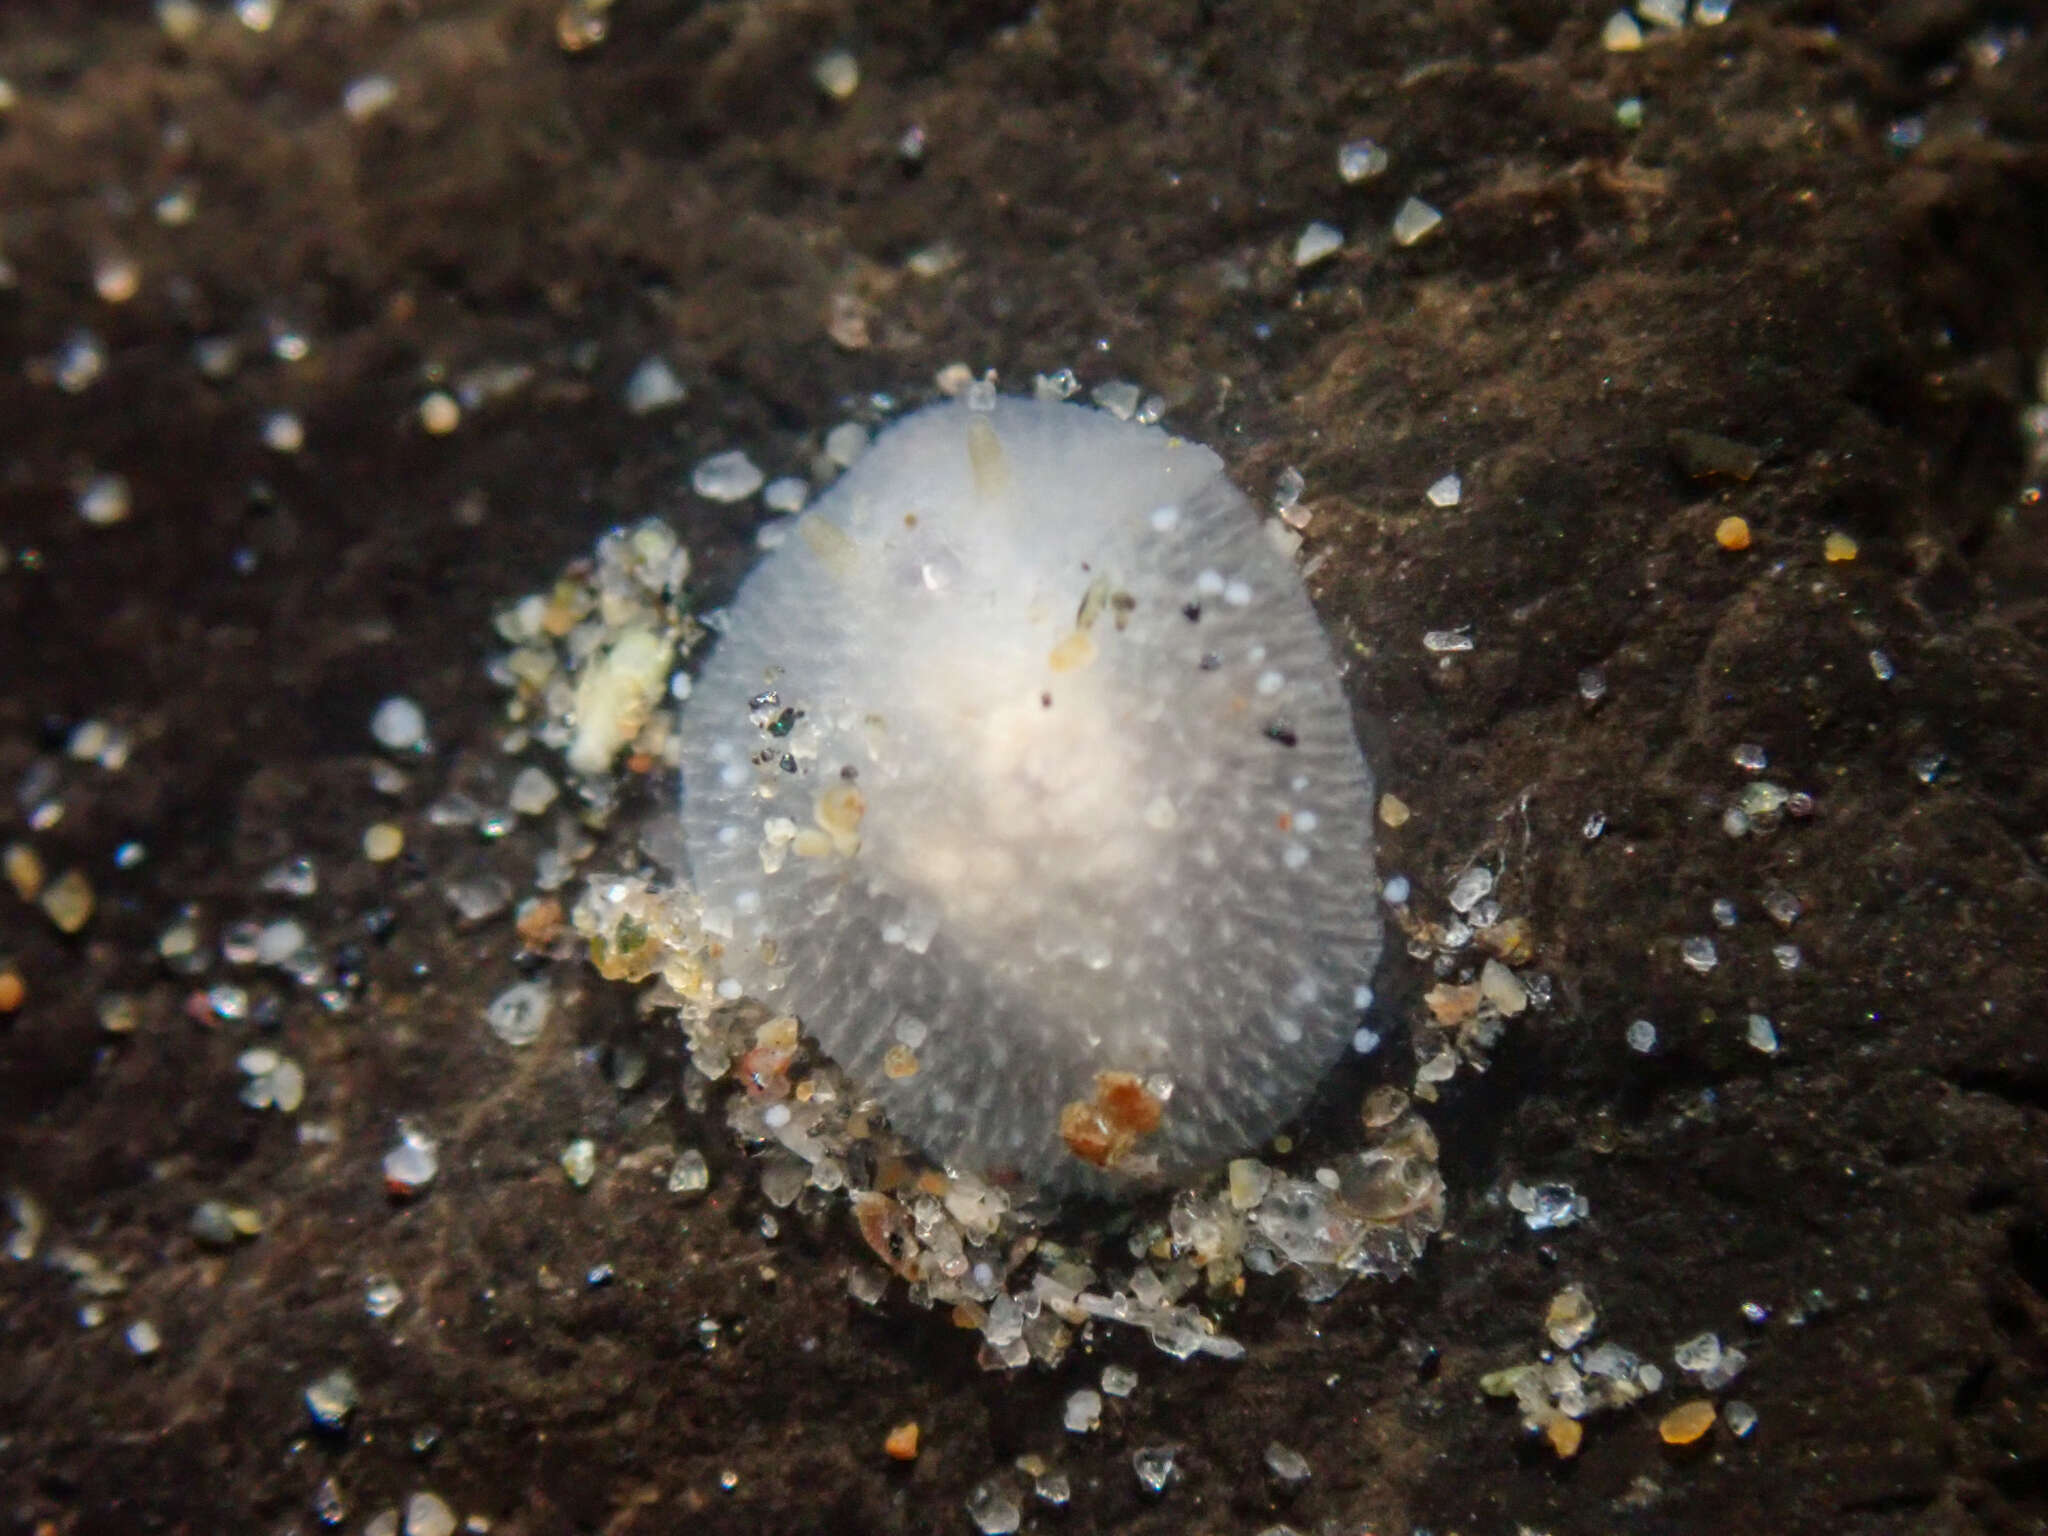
[677,397,1381,1189]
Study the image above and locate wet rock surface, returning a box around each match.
[2,1,2046,1532]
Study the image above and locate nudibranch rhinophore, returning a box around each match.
[677,397,1380,1190]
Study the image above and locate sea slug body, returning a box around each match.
[676,396,1380,1189]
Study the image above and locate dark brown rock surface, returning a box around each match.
[2,2,2045,1532]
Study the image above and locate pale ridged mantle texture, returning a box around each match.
[678,398,1380,1189]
